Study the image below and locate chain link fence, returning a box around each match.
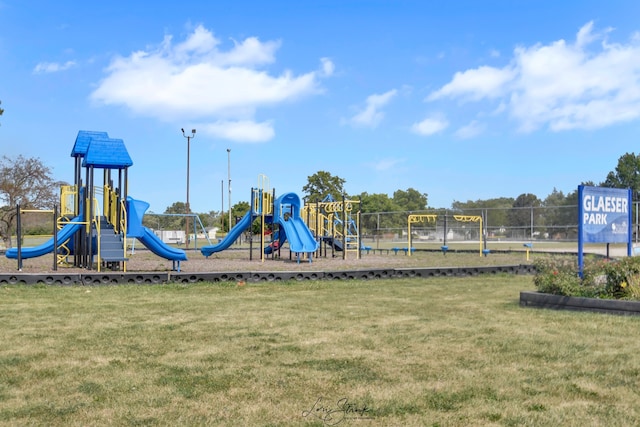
[360,203,640,246]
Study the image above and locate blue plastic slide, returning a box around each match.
[277,215,319,253]
[264,229,287,255]
[323,236,344,251]
[201,211,252,257]
[137,227,187,261]
[5,216,84,259]
[273,193,319,254]
[127,197,187,262]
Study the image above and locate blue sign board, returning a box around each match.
[580,185,631,243]
[578,185,632,273]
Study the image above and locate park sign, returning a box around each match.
[579,185,631,243]
[578,185,632,274]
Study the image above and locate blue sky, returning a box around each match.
[2,1,640,214]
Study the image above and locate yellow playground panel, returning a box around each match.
[58,184,128,271]
[256,174,273,263]
[303,198,361,259]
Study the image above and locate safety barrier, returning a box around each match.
[0,264,536,286]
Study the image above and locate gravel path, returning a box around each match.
[0,246,533,274]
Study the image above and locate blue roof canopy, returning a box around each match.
[71,130,109,158]
[81,136,133,169]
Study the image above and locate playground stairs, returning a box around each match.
[97,216,128,268]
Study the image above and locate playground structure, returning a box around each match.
[197,178,369,262]
[200,176,320,263]
[6,131,187,271]
[5,131,365,270]
[302,195,363,259]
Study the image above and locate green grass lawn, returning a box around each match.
[2,277,640,426]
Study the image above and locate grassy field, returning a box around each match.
[2,276,640,426]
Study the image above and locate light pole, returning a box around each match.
[221,180,224,231]
[227,148,232,234]
[182,128,196,248]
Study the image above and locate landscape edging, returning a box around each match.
[0,264,535,286]
[520,290,640,316]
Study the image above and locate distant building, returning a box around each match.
[153,230,185,245]
[189,227,218,241]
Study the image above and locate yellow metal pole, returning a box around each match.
[479,216,483,257]
[261,199,265,263]
[408,216,412,256]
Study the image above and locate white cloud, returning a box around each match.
[371,158,403,171]
[455,120,485,139]
[320,57,335,76]
[427,21,640,133]
[33,60,76,74]
[427,65,515,101]
[201,120,274,143]
[350,89,397,128]
[411,114,449,136]
[90,25,329,142]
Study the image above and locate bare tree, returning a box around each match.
[0,155,64,248]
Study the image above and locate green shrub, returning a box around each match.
[533,258,582,296]
[601,257,640,299]
[534,256,640,300]
[23,225,53,236]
